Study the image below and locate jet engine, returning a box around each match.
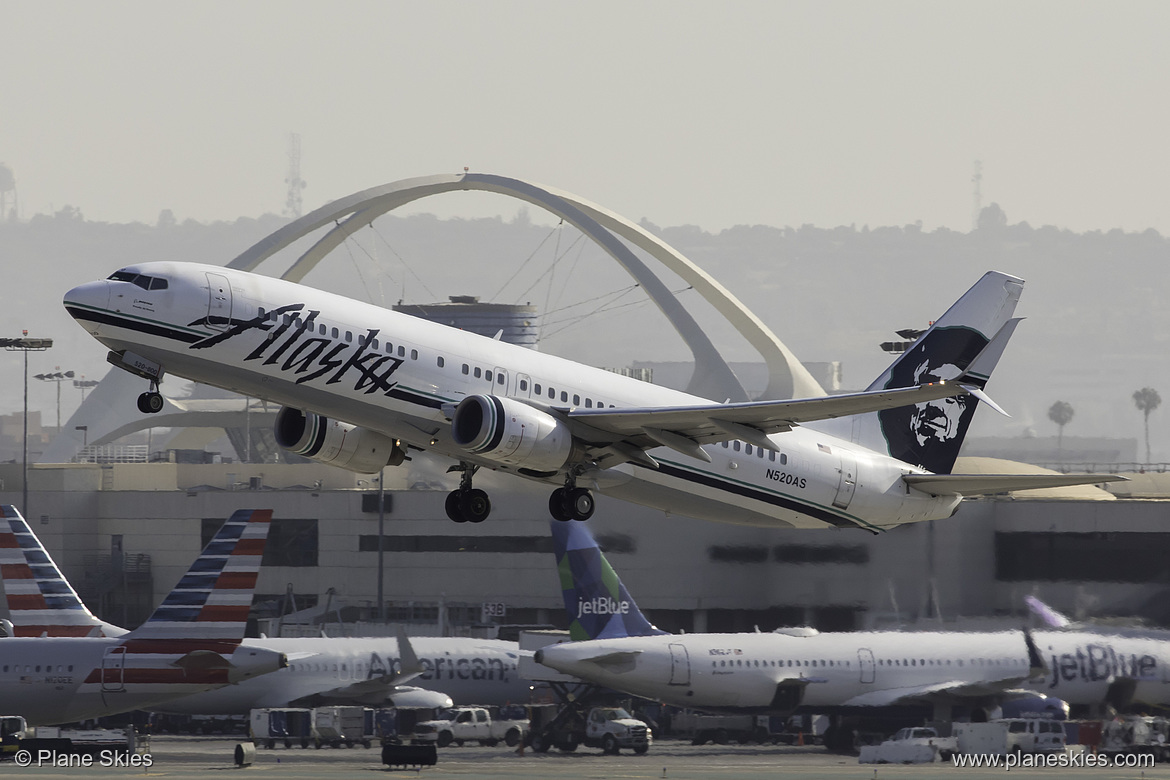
[450,394,573,472]
[274,407,406,474]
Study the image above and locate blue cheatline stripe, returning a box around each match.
[69,304,449,411]
[64,303,211,343]
[653,460,878,531]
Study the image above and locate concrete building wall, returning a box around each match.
[2,462,1168,634]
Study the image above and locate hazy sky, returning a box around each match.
[3,1,1169,234]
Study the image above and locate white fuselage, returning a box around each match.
[0,638,259,725]
[154,636,529,714]
[64,262,960,530]
[537,629,1170,714]
[1031,629,1170,707]
[536,630,1031,713]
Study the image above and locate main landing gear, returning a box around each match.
[443,464,596,524]
[549,473,595,522]
[445,463,491,523]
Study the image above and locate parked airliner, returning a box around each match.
[0,506,528,713]
[535,521,1170,743]
[64,263,1116,530]
[0,508,286,725]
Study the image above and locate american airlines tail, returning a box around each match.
[851,271,1025,475]
[550,518,666,641]
[81,509,285,695]
[0,505,125,637]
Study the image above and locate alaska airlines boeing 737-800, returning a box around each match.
[63,263,1116,530]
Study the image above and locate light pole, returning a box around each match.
[378,468,386,622]
[73,377,99,403]
[2,333,53,518]
[34,368,75,429]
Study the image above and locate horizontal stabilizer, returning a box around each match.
[903,473,1126,497]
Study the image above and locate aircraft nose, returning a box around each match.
[63,280,110,319]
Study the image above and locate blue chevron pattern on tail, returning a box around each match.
[0,505,117,637]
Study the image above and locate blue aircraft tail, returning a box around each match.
[550,519,666,640]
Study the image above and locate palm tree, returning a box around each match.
[1047,401,1074,457]
[1133,387,1162,464]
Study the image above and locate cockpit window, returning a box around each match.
[107,270,168,291]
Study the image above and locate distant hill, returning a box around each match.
[2,204,1166,457]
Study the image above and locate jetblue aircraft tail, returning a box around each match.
[0,505,126,637]
[855,271,1024,474]
[550,518,666,641]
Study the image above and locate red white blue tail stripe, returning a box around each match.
[127,508,271,642]
[0,505,121,637]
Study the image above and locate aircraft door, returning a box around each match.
[493,367,510,395]
[833,451,858,510]
[668,643,691,686]
[858,648,875,684]
[205,272,233,330]
[101,646,127,692]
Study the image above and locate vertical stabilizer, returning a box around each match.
[550,519,666,640]
[127,508,272,642]
[0,505,125,637]
[856,271,1024,474]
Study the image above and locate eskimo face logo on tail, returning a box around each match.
[879,327,987,474]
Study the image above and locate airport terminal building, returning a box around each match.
[1,454,1164,640]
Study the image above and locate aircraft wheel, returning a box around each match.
[436,731,453,748]
[460,489,491,522]
[530,731,552,753]
[445,491,467,523]
[568,488,594,521]
[548,489,572,521]
[137,391,164,414]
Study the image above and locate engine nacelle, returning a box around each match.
[274,407,405,474]
[450,394,573,472]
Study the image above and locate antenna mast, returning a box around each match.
[284,133,306,219]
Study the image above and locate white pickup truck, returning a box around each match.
[412,706,527,748]
[859,726,958,764]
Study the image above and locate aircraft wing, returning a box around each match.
[552,382,973,467]
[841,678,1035,708]
[904,473,1127,496]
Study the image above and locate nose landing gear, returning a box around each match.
[137,380,164,414]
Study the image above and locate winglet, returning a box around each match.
[550,519,666,640]
[1025,595,1072,629]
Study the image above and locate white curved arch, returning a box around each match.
[227,173,823,401]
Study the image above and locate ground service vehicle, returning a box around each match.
[412,706,527,747]
[529,706,650,755]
